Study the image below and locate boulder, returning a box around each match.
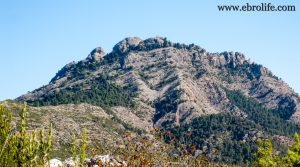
[49,159,63,167]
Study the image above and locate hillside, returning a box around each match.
[14,37,300,164]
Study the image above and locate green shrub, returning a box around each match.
[0,103,52,167]
[79,129,87,167]
[253,133,300,167]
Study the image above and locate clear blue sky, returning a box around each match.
[0,0,299,100]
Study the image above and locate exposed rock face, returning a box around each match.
[17,37,300,129]
[87,47,105,62]
[113,37,143,54]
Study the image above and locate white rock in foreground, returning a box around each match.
[64,157,76,167]
[50,159,63,167]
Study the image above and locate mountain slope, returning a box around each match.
[15,37,300,164]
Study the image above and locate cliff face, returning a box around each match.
[17,37,300,128]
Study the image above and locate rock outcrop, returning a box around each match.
[86,47,105,62]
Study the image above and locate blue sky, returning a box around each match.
[0,0,299,100]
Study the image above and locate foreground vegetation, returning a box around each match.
[0,103,52,166]
[1,103,300,166]
[253,134,300,166]
[0,103,226,166]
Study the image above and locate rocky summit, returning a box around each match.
[15,37,300,164]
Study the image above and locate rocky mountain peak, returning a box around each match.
[142,36,167,48]
[112,36,175,54]
[86,47,105,62]
[113,37,143,54]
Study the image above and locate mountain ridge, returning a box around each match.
[14,36,300,164]
[17,37,300,126]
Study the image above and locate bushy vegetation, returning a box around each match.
[3,101,299,166]
[226,61,280,81]
[112,131,221,167]
[89,128,235,167]
[28,75,136,108]
[1,103,234,167]
[170,113,258,165]
[252,133,300,167]
[0,103,52,166]
[51,59,100,82]
[225,62,263,80]
[226,90,300,136]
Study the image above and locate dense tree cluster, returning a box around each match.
[226,90,300,136]
[170,113,258,164]
[29,75,136,108]
[169,90,300,165]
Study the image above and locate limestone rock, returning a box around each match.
[49,159,63,167]
[87,47,105,62]
[113,37,142,53]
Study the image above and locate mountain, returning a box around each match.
[15,37,300,164]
